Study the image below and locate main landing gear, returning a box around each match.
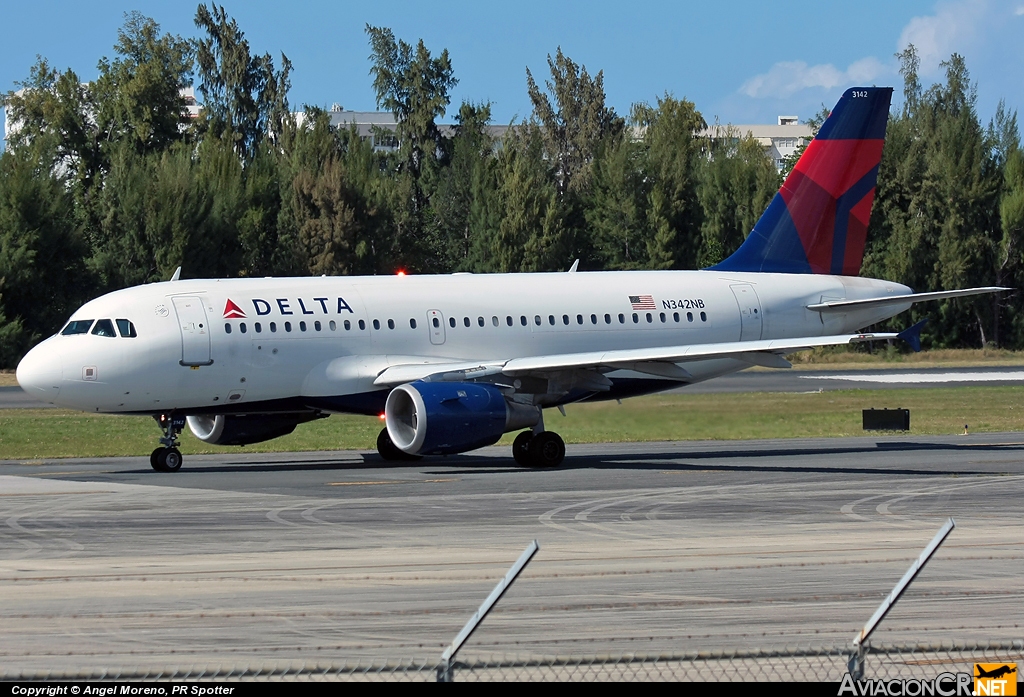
[512,430,565,468]
[376,427,422,461]
[373,425,565,467]
[150,414,185,472]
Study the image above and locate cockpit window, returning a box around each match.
[61,320,94,335]
[91,319,117,337]
[116,319,137,338]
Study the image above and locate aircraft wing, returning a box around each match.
[806,287,1009,312]
[499,331,898,375]
[372,360,507,386]
[373,331,898,387]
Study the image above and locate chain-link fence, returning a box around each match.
[5,640,1021,681]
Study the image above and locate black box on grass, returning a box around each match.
[863,408,910,431]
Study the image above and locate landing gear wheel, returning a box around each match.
[527,431,565,468]
[152,414,184,472]
[155,447,182,473]
[376,427,422,461]
[512,431,533,466]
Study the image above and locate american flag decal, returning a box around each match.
[629,295,656,310]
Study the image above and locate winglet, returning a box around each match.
[170,266,182,282]
[568,259,580,273]
[897,319,928,352]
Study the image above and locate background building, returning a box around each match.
[315,105,509,151]
[701,116,813,171]
[313,105,811,168]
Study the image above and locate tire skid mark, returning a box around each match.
[540,483,802,540]
[842,476,1024,524]
[874,476,1024,523]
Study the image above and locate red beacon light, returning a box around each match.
[396,269,407,276]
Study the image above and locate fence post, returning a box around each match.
[849,518,955,678]
[437,540,540,682]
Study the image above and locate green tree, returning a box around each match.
[635,95,708,269]
[235,142,288,277]
[866,47,1001,348]
[994,109,1024,347]
[194,3,292,160]
[696,129,778,267]
[586,133,648,268]
[425,102,497,272]
[365,26,457,181]
[489,126,565,272]
[0,148,88,356]
[3,60,99,194]
[365,25,457,270]
[0,288,28,368]
[88,136,246,288]
[525,48,624,198]
[92,12,193,155]
[276,108,388,276]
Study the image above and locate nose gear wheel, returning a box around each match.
[150,414,185,472]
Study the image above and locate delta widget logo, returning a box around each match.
[223,299,246,319]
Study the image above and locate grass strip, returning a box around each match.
[1,386,1020,460]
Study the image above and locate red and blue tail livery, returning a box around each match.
[711,87,894,276]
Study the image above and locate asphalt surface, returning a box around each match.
[1,434,1021,674]
[4,365,1023,409]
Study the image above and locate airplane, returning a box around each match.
[976,665,1017,680]
[15,86,1006,472]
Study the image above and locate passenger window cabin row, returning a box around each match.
[224,309,708,335]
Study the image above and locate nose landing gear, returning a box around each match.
[150,414,185,472]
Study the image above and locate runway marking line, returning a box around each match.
[22,470,118,477]
[0,490,116,496]
[326,478,459,486]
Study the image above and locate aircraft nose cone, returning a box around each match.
[16,342,62,402]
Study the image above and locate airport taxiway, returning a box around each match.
[1,435,1021,674]
[3,365,1023,409]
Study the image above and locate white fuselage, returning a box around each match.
[16,270,912,415]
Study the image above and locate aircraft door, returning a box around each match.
[172,296,213,366]
[730,284,763,341]
[427,310,446,345]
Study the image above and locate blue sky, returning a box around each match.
[3,0,1023,135]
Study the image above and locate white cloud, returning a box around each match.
[737,1,1023,105]
[898,0,987,75]
[739,57,890,99]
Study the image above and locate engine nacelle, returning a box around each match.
[186,413,319,446]
[385,381,540,455]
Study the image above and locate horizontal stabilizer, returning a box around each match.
[806,287,1009,312]
[897,319,928,353]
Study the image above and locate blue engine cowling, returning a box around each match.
[385,381,539,456]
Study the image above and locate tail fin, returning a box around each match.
[710,87,893,275]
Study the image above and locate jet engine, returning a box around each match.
[385,381,540,455]
[186,413,322,446]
